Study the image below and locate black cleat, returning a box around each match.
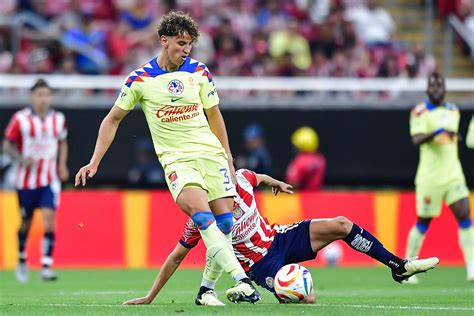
[392,257,439,283]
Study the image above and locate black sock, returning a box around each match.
[42,232,55,268]
[198,286,212,296]
[18,230,28,264]
[343,223,403,270]
[240,278,252,285]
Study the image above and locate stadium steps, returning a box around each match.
[384,0,474,78]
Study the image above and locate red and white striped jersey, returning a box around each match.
[179,169,279,271]
[4,107,67,189]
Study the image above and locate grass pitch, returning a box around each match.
[0,267,473,315]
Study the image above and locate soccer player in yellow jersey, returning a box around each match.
[75,11,260,304]
[406,72,473,283]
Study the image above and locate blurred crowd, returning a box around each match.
[0,0,472,78]
[0,0,463,79]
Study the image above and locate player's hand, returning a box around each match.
[122,296,152,305]
[58,164,69,182]
[75,163,98,187]
[443,130,456,139]
[227,157,237,185]
[272,181,293,196]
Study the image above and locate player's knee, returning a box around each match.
[43,219,56,232]
[191,211,215,230]
[215,213,233,235]
[333,216,352,237]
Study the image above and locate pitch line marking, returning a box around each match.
[310,303,474,311]
[24,303,474,311]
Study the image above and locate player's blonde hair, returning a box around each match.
[157,11,200,43]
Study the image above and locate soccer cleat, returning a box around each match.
[15,263,28,283]
[392,257,439,283]
[195,290,225,306]
[225,281,261,304]
[467,262,474,282]
[40,267,58,282]
[401,275,419,284]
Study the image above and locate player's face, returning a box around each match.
[31,87,52,113]
[162,33,193,67]
[427,77,445,104]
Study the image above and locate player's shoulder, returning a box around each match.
[12,107,32,120]
[123,57,167,88]
[236,169,257,185]
[50,107,66,118]
[180,57,213,81]
[410,102,428,117]
[444,102,459,112]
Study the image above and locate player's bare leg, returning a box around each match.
[16,215,33,283]
[177,187,260,304]
[449,198,474,282]
[309,217,439,283]
[40,208,57,281]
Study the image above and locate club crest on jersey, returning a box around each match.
[168,171,178,182]
[168,171,179,190]
[168,79,184,95]
[233,205,243,219]
[265,277,274,289]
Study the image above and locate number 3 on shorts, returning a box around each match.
[219,168,231,185]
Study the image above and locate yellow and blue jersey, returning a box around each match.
[114,56,225,166]
[410,100,466,186]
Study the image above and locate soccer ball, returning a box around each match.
[274,264,313,303]
[321,241,343,267]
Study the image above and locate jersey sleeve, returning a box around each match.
[114,73,142,111]
[409,105,428,136]
[4,114,21,144]
[198,65,220,109]
[239,169,258,187]
[178,219,201,249]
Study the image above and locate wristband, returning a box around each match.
[433,128,444,136]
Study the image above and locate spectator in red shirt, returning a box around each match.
[285,126,326,191]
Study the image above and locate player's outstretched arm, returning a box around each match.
[75,106,129,186]
[122,243,191,305]
[256,173,294,195]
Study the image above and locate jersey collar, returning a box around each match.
[424,100,445,111]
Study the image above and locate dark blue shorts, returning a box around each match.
[17,185,58,218]
[248,220,316,293]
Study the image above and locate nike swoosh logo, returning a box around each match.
[171,97,183,102]
[225,187,233,191]
[208,248,222,260]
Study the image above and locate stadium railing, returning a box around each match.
[0,75,473,109]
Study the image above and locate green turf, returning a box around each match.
[0,267,472,315]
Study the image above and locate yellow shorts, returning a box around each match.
[415,181,469,218]
[163,155,236,202]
